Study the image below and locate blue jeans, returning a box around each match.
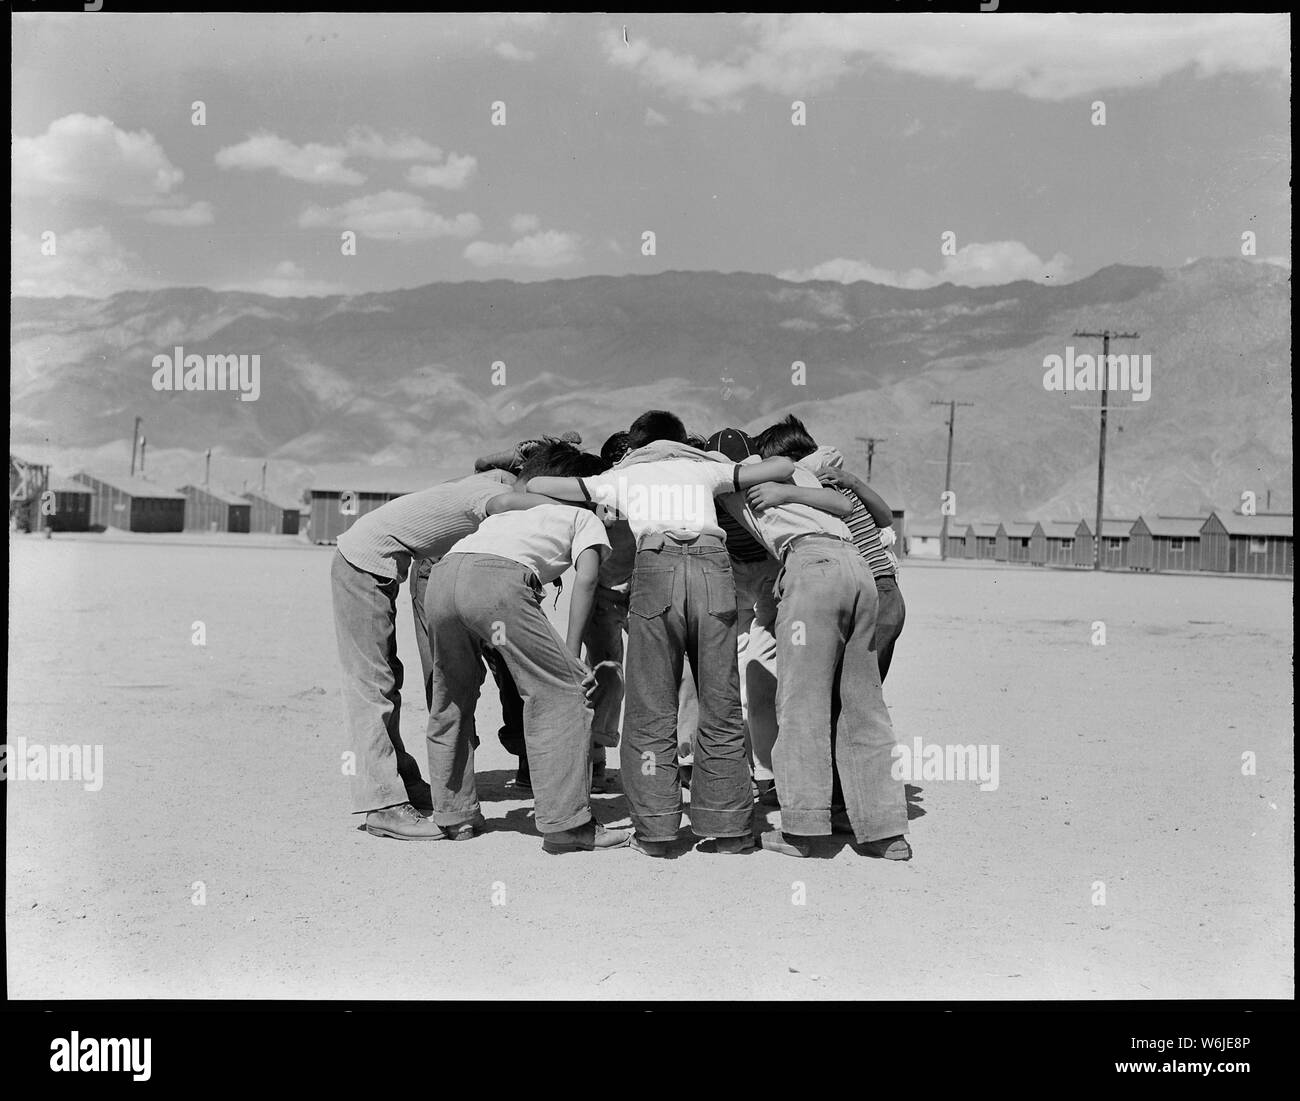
[412,555,525,754]
[773,538,907,843]
[330,551,433,814]
[620,534,751,841]
[424,553,592,834]
[872,575,905,682]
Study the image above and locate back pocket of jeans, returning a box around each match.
[702,567,737,622]
[629,569,674,618]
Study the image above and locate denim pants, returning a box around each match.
[584,584,628,750]
[620,533,751,841]
[732,558,780,779]
[872,575,906,682]
[424,553,592,834]
[487,583,625,776]
[330,550,433,814]
[745,577,781,780]
[412,556,526,753]
[773,538,907,843]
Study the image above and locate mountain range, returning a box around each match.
[10,259,1291,521]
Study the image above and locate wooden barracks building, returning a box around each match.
[71,473,186,533]
[44,476,93,532]
[964,522,999,560]
[244,491,301,535]
[1128,516,1204,572]
[995,521,1036,564]
[1199,511,1293,577]
[306,465,447,544]
[179,485,251,533]
[1029,520,1080,566]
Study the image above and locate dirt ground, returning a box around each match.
[6,532,1294,1000]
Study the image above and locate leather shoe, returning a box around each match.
[542,821,632,854]
[364,802,449,840]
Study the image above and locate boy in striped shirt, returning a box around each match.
[719,416,912,860]
[807,448,905,682]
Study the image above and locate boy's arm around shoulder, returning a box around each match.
[485,489,564,515]
[732,456,795,489]
[519,476,588,504]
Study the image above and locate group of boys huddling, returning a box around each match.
[330,409,911,859]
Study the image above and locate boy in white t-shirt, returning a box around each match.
[423,447,631,854]
[526,409,794,856]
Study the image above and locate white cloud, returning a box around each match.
[298,191,481,241]
[216,259,348,297]
[464,229,583,269]
[343,128,442,161]
[778,257,933,289]
[143,200,215,227]
[509,213,540,234]
[13,114,184,205]
[405,154,478,191]
[216,132,365,185]
[216,129,461,186]
[11,225,158,298]
[495,41,537,62]
[644,107,670,127]
[779,241,1074,288]
[604,13,1289,111]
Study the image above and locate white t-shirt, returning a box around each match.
[443,503,609,584]
[579,459,741,541]
[720,461,850,558]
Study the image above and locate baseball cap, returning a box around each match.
[706,428,753,462]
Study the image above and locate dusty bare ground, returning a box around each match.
[6,532,1293,1000]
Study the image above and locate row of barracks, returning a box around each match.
[906,513,1293,577]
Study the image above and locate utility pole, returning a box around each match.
[204,448,212,486]
[1073,329,1140,569]
[129,417,142,477]
[139,437,147,474]
[261,462,268,494]
[855,436,884,481]
[931,400,974,560]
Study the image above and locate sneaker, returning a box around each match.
[505,769,532,795]
[858,835,912,861]
[364,802,449,841]
[542,821,632,854]
[755,778,779,807]
[760,830,813,858]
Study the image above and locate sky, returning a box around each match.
[11,12,1291,298]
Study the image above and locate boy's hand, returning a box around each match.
[581,660,623,710]
[746,482,789,512]
[816,467,854,490]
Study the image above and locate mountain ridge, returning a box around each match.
[11,259,1291,521]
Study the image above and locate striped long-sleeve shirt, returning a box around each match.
[336,470,513,582]
[838,488,897,580]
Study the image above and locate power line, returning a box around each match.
[855,436,885,481]
[1072,329,1140,570]
[931,399,974,561]
[129,416,143,478]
